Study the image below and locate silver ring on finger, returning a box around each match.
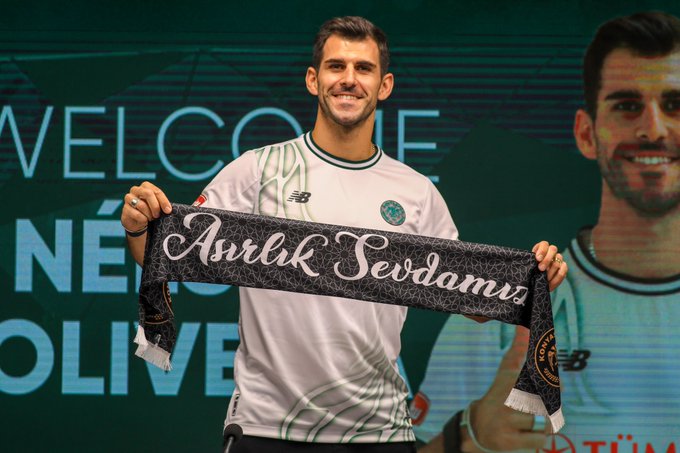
[532,415,546,432]
[130,197,140,209]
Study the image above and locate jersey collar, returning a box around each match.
[570,227,680,295]
[304,132,382,170]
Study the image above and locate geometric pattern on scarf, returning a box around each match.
[134,204,564,431]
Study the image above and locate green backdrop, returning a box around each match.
[2,1,678,451]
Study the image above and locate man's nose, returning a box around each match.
[340,66,357,87]
[636,102,669,142]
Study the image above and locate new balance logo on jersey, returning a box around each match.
[287,191,312,203]
[558,349,591,371]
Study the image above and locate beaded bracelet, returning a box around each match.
[124,225,148,237]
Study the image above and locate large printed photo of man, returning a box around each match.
[414,11,680,453]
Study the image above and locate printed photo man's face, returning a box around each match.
[593,48,680,216]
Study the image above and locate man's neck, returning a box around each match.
[311,112,376,161]
[592,185,680,279]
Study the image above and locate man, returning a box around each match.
[414,11,680,453]
[121,16,566,452]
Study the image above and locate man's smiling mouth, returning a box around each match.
[628,155,674,165]
[615,145,680,165]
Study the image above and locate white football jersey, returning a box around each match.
[200,132,458,443]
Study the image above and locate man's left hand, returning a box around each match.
[532,241,568,291]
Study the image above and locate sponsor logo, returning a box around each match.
[538,434,677,453]
[538,434,575,453]
[192,194,207,207]
[535,328,560,387]
[409,391,430,426]
[287,191,312,203]
[558,349,591,371]
[380,200,406,226]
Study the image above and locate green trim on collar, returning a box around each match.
[304,132,382,170]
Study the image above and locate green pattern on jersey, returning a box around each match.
[254,141,313,221]
[279,343,414,443]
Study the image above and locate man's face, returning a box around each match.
[306,34,392,128]
[590,48,680,216]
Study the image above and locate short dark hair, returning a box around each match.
[583,11,680,118]
[312,16,390,77]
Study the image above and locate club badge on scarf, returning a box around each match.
[134,204,564,431]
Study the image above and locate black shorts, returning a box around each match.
[229,435,416,453]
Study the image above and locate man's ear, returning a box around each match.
[377,72,394,101]
[306,67,319,96]
[574,109,597,160]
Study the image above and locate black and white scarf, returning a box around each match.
[134,204,564,431]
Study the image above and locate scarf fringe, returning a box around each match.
[133,325,172,371]
[505,388,564,432]
[548,409,565,433]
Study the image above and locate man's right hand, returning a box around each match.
[463,326,549,452]
[121,181,172,265]
[419,326,549,453]
[122,181,173,231]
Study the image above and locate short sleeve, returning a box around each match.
[195,150,260,213]
[418,181,459,240]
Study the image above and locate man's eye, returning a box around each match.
[662,99,680,112]
[612,101,643,112]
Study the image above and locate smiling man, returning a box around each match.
[591,70,680,218]
[414,11,680,453]
[120,16,566,453]
[310,32,391,131]
[575,43,680,273]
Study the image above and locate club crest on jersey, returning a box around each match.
[535,328,560,387]
[192,194,207,207]
[380,200,405,226]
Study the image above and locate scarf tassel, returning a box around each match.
[505,388,564,432]
[133,325,172,371]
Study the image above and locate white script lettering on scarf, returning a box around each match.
[333,232,528,306]
[161,214,528,306]
[162,212,328,277]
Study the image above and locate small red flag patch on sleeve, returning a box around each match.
[192,194,207,207]
[409,391,430,426]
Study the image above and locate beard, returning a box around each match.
[597,140,680,217]
[317,89,377,129]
